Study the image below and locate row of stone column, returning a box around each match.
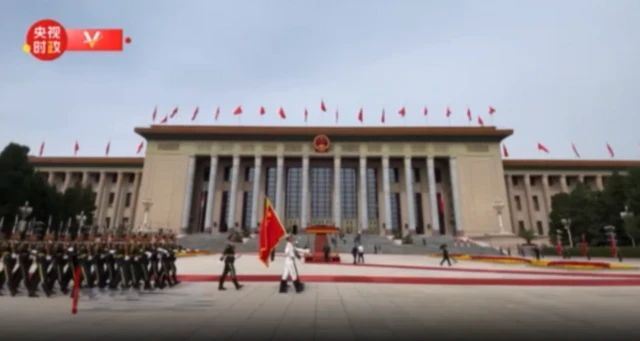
[180,154,463,235]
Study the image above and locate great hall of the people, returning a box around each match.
[29,125,640,241]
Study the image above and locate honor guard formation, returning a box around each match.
[0,223,181,298]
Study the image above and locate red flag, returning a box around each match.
[466,108,472,121]
[537,142,549,153]
[151,106,157,122]
[477,116,484,126]
[571,143,581,158]
[73,141,80,156]
[397,106,406,117]
[357,108,363,123]
[335,109,339,124]
[502,144,509,157]
[380,109,386,123]
[277,107,286,119]
[488,106,496,115]
[445,106,452,117]
[190,106,199,121]
[258,106,266,115]
[606,143,615,158]
[423,106,428,116]
[214,106,220,121]
[159,115,168,124]
[38,141,45,156]
[257,198,286,267]
[320,100,327,112]
[169,106,178,118]
[232,105,242,115]
[105,141,110,156]
[303,108,308,122]
[136,141,144,154]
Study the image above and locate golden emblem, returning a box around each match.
[312,135,330,153]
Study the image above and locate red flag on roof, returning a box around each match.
[105,141,110,156]
[191,106,199,121]
[445,106,452,117]
[151,106,157,122]
[423,106,428,116]
[320,100,327,112]
[335,109,339,124]
[232,106,242,115]
[136,141,144,154]
[159,115,168,124]
[169,106,178,118]
[357,108,363,123]
[488,106,496,115]
[397,106,406,117]
[303,108,308,122]
[537,142,549,153]
[214,106,220,121]
[466,108,472,121]
[502,144,509,157]
[380,109,385,123]
[277,107,286,119]
[73,141,80,156]
[606,143,615,158]
[571,143,581,158]
[258,106,266,115]
[38,141,45,156]
[477,116,484,126]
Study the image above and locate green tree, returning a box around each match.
[518,228,536,244]
[0,143,34,234]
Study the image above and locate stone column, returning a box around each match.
[541,175,551,212]
[504,175,517,234]
[403,156,416,231]
[95,171,107,228]
[333,155,342,228]
[180,155,196,235]
[560,175,569,193]
[204,155,218,233]
[81,171,89,187]
[300,155,310,229]
[523,175,536,232]
[130,172,142,229]
[62,171,71,191]
[596,175,604,191]
[358,156,368,231]
[381,156,392,232]
[449,157,463,235]
[226,155,240,228]
[112,172,125,229]
[427,157,440,235]
[249,155,262,230]
[275,155,285,218]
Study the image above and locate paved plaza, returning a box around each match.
[1,282,639,340]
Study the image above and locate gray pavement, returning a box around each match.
[1,282,638,340]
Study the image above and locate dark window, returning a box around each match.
[532,195,540,211]
[219,191,229,230]
[518,220,525,233]
[244,167,252,182]
[108,192,115,206]
[390,193,401,230]
[435,168,442,183]
[536,221,544,235]
[105,217,111,229]
[265,167,277,207]
[128,174,135,183]
[125,193,132,207]
[242,191,251,229]
[223,167,231,182]
[366,168,378,221]
[111,174,117,183]
[415,193,424,234]
[548,177,556,186]
[122,217,129,227]
[311,168,332,219]
[341,168,357,219]
[530,177,537,186]
[413,167,421,183]
[391,168,400,183]
[285,168,301,219]
[514,195,522,211]
[511,177,519,186]
[203,166,210,181]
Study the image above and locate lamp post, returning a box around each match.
[620,206,635,247]
[18,201,33,233]
[76,211,87,236]
[142,198,153,232]
[555,228,563,256]
[603,225,616,257]
[492,200,507,234]
[560,218,574,248]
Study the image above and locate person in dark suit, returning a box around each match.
[323,243,331,262]
[440,244,453,266]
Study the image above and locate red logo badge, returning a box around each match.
[313,135,330,153]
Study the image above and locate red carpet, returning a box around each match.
[332,262,640,278]
[177,274,640,286]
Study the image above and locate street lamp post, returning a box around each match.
[560,218,574,248]
[603,225,617,257]
[142,198,153,232]
[620,206,635,247]
[555,228,564,256]
[492,200,507,234]
[76,211,87,236]
[18,201,33,234]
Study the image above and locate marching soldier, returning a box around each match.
[218,242,242,291]
[279,234,309,294]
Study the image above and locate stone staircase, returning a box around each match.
[178,232,502,256]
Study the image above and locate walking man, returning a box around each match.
[440,244,453,267]
[219,242,242,291]
[279,235,308,294]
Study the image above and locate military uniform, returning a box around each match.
[218,243,242,291]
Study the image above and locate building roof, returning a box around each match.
[134,125,514,143]
[29,156,640,172]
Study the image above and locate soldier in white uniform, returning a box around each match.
[279,235,309,293]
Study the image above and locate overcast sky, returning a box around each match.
[0,0,638,159]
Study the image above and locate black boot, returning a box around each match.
[233,279,243,290]
[279,280,288,293]
[293,280,304,293]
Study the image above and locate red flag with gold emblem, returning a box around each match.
[258,198,286,267]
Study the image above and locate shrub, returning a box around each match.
[541,246,640,258]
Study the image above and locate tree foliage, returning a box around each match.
[0,143,96,236]
[549,169,640,246]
